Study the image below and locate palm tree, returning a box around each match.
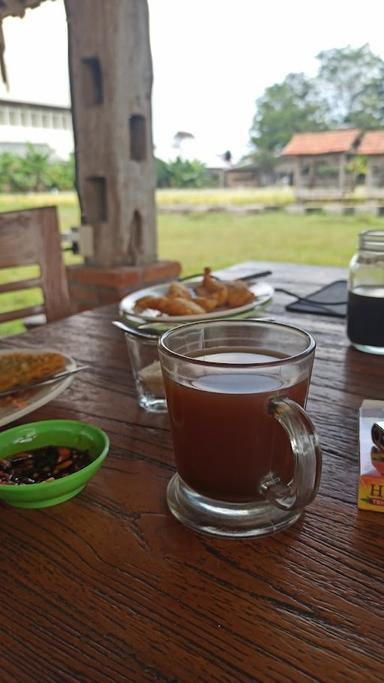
[23,144,51,192]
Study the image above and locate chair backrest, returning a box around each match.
[0,206,72,324]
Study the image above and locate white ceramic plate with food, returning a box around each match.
[0,348,76,428]
[119,278,274,323]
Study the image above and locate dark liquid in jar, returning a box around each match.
[164,349,309,502]
[347,287,384,348]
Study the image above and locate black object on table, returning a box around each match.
[284,280,348,318]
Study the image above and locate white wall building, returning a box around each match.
[0,99,74,159]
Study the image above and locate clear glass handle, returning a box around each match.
[259,398,322,511]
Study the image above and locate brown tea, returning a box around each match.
[164,350,309,502]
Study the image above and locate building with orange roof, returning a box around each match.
[279,129,363,194]
[208,129,384,194]
[357,131,384,191]
[279,129,384,195]
[281,129,362,157]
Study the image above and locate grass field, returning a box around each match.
[1,190,383,337]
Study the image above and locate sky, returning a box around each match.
[1,0,384,164]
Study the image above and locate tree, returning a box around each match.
[155,157,171,187]
[0,146,75,192]
[249,73,327,170]
[0,153,24,192]
[221,150,232,165]
[22,144,52,192]
[316,44,384,129]
[48,153,75,190]
[248,45,384,170]
[168,157,207,188]
[173,131,195,156]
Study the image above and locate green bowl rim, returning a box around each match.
[0,419,110,490]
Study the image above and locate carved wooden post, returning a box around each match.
[65,0,157,268]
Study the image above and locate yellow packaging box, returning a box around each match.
[358,400,384,511]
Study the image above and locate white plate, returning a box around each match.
[120,278,274,324]
[0,348,76,429]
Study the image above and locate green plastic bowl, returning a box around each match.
[0,420,109,509]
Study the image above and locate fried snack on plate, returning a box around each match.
[133,267,256,318]
[160,297,205,316]
[0,352,66,393]
[135,294,204,316]
[195,267,228,307]
[135,295,168,311]
[167,281,192,300]
[226,280,256,308]
[194,296,219,312]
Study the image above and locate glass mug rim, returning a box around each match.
[159,319,316,368]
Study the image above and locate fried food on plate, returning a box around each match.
[194,296,219,312]
[0,352,66,393]
[135,294,205,316]
[195,267,228,307]
[167,281,192,300]
[226,280,256,308]
[135,295,168,311]
[133,266,258,317]
[160,297,205,316]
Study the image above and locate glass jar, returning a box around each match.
[346,230,384,355]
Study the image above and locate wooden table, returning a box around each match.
[1,262,383,683]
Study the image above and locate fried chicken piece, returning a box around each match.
[135,295,168,311]
[160,297,206,316]
[195,267,228,307]
[135,293,205,316]
[194,296,219,312]
[167,281,193,300]
[225,281,256,308]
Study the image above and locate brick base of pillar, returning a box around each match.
[66,260,181,313]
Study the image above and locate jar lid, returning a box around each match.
[359,230,384,252]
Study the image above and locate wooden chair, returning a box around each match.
[0,206,72,325]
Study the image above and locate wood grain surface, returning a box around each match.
[0,262,383,683]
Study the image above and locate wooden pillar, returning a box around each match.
[293,157,302,188]
[65,0,157,268]
[365,158,374,193]
[338,153,346,194]
[308,158,316,188]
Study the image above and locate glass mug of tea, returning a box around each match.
[158,320,322,538]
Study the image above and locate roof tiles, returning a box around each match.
[357,131,384,155]
[281,129,361,156]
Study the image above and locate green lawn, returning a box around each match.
[1,191,383,337]
[158,210,383,272]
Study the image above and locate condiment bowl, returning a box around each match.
[0,420,109,508]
